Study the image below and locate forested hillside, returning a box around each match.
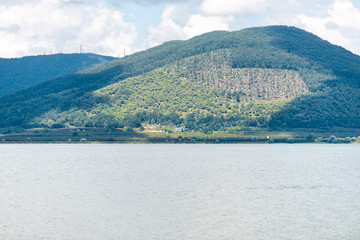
[0,53,115,96]
[0,26,359,132]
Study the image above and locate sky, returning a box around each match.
[1,0,360,58]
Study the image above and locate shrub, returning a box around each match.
[306,134,315,142]
[328,135,337,143]
[287,137,294,143]
[51,123,64,129]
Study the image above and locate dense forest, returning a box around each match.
[0,53,115,96]
[0,26,359,132]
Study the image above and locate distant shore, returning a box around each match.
[1,127,359,144]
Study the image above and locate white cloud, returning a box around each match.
[183,14,233,37]
[147,4,232,47]
[296,13,351,47]
[0,0,137,58]
[200,0,267,16]
[1,0,360,58]
[329,0,360,29]
[292,0,360,54]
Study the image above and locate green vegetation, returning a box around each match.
[269,86,360,129]
[0,53,115,96]
[168,49,309,101]
[0,25,359,135]
[1,127,359,144]
[32,67,288,132]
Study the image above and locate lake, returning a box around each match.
[0,144,359,239]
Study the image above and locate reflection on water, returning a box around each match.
[1,144,359,239]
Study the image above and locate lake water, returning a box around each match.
[0,144,359,240]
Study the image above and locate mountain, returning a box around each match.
[0,53,115,96]
[0,26,359,132]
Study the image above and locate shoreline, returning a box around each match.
[1,127,359,144]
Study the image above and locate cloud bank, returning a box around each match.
[0,0,137,57]
[1,0,360,58]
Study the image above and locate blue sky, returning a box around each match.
[1,0,360,58]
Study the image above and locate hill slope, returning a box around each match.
[0,26,359,131]
[0,53,115,96]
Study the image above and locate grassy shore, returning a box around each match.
[1,127,359,144]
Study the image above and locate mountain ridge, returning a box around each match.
[0,25,359,131]
[0,53,116,96]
